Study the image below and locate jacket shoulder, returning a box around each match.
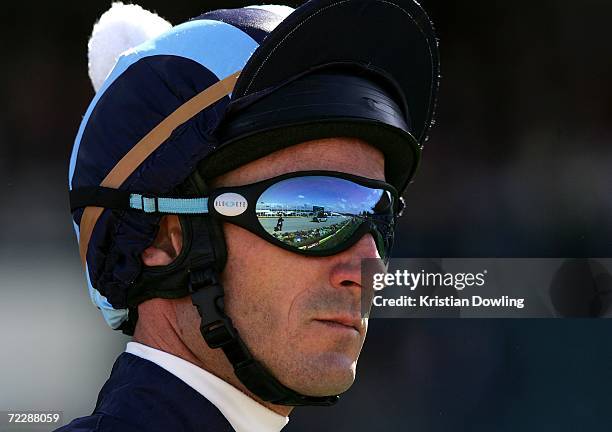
[53,413,147,432]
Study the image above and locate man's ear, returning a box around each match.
[141,215,183,266]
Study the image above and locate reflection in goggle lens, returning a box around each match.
[256,176,394,256]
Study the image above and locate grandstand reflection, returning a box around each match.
[255,176,390,251]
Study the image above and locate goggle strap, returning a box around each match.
[130,195,209,214]
[70,186,209,215]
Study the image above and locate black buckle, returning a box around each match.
[189,268,236,348]
[189,267,219,291]
[202,320,238,348]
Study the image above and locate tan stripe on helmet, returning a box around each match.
[78,70,241,266]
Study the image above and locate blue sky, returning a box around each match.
[256,176,385,213]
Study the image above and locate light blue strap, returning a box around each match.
[129,194,209,214]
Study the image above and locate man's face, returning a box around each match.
[210,137,384,396]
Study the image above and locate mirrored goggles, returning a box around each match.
[70,171,403,260]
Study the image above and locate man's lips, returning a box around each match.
[313,315,363,334]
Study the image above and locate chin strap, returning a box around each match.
[189,266,340,406]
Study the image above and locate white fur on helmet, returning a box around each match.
[88,2,172,92]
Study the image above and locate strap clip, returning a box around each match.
[140,194,158,213]
[189,267,237,348]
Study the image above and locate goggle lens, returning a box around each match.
[256,176,395,257]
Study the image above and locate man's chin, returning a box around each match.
[279,352,358,397]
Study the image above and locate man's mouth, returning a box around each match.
[313,315,363,334]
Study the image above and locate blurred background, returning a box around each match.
[1,0,612,431]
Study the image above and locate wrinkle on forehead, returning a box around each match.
[211,137,385,187]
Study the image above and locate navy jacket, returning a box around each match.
[55,352,235,431]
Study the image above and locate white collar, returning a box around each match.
[125,342,289,432]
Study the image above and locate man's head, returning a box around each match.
[69,0,438,408]
[138,137,383,398]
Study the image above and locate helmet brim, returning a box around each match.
[203,0,439,191]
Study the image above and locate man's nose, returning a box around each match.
[328,233,381,290]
